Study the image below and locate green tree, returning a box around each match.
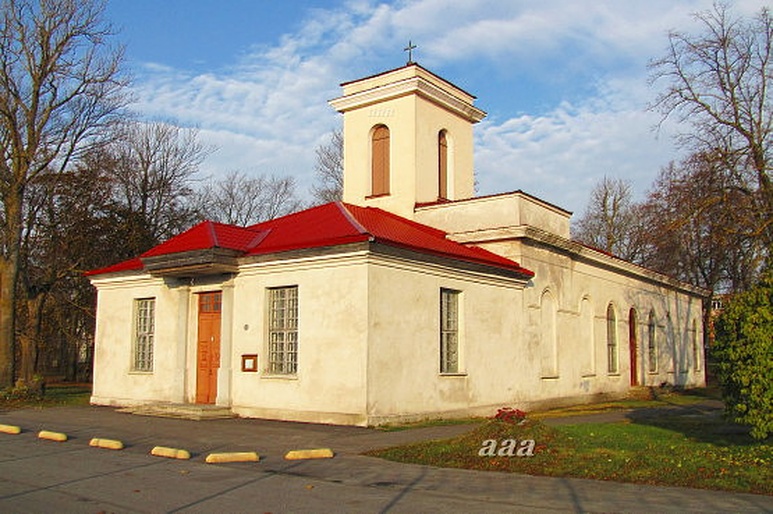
[713,272,773,439]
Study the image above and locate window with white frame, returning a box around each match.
[606,303,618,374]
[440,288,461,373]
[267,286,298,375]
[133,298,155,372]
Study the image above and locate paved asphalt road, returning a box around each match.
[0,406,770,513]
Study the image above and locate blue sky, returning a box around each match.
[104,0,766,215]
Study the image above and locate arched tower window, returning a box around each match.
[438,130,448,200]
[371,125,390,196]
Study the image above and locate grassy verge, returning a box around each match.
[366,392,772,495]
[0,383,92,409]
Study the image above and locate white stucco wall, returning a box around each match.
[363,255,531,424]
[90,275,189,406]
[228,253,370,425]
[415,192,572,239]
[90,240,706,426]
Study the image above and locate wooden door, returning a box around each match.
[196,292,222,404]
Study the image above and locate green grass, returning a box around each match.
[0,383,92,409]
[366,392,772,495]
[531,387,719,420]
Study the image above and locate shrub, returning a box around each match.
[713,272,773,439]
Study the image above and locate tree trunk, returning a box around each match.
[0,257,18,388]
[18,294,45,384]
[0,189,24,388]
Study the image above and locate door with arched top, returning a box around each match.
[629,308,638,386]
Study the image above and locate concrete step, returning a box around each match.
[117,403,234,421]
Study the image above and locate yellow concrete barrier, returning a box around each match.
[89,438,125,450]
[150,446,191,460]
[38,430,67,442]
[284,448,334,460]
[0,424,21,435]
[205,451,259,464]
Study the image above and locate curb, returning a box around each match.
[150,446,191,460]
[205,451,259,464]
[38,430,67,442]
[89,437,125,450]
[284,448,334,460]
[0,424,21,435]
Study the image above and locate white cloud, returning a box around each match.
[122,0,765,213]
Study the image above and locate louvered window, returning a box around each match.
[371,125,390,196]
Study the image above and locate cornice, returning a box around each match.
[329,76,486,123]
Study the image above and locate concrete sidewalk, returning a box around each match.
[0,404,770,513]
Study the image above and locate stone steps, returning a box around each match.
[117,403,234,421]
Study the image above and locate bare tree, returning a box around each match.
[310,129,343,204]
[650,3,773,248]
[96,121,212,251]
[0,0,127,387]
[196,171,303,226]
[572,176,645,262]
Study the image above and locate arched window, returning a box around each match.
[580,297,595,376]
[606,303,618,374]
[438,130,448,200]
[647,310,657,373]
[540,290,558,378]
[371,125,390,196]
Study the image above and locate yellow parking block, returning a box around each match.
[0,424,21,435]
[284,448,334,460]
[150,446,191,460]
[89,438,125,450]
[38,430,67,442]
[205,451,259,464]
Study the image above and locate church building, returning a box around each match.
[87,64,707,426]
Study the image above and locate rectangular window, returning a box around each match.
[267,286,298,375]
[440,288,460,374]
[133,298,155,372]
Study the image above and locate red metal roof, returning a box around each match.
[142,221,268,257]
[87,202,533,278]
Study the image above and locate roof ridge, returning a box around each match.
[336,202,371,236]
[206,220,219,247]
[366,204,449,238]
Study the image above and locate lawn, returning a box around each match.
[366,391,772,495]
[0,383,92,409]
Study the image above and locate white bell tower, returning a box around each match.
[329,63,486,219]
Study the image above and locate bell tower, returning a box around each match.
[329,64,486,219]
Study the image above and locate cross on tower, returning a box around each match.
[404,40,417,64]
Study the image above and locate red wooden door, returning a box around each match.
[196,292,222,404]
